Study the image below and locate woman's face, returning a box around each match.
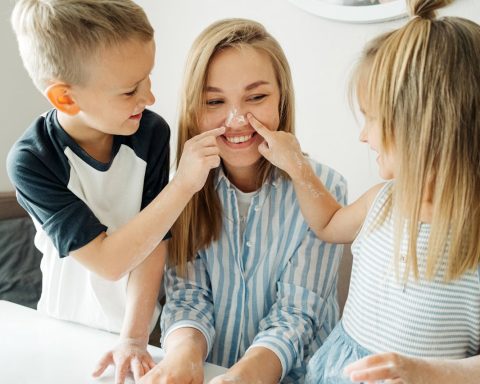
[198,46,281,176]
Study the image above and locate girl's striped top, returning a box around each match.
[342,182,480,358]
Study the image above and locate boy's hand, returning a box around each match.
[173,127,225,196]
[247,113,307,180]
[92,339,155,384]
[137,348,204,384]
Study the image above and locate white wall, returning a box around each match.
[0,0,50,192]
[1,0,479,200]
[138,0,479,201]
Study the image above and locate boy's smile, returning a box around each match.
[57,38,156,157]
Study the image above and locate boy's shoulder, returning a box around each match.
[135,109,170,140]
[122,109,170,164]
[7,109,72,190]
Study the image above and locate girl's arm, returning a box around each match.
[345,352,480,384]
[248,113,381,243]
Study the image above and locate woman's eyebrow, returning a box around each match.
[205,80,270,93]
[245,80,269,91]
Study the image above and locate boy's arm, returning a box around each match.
[92,241,167,383]
[71,127,225,281]
[138,328,207,384]
[248,113,381,244]
[140,252,216,384]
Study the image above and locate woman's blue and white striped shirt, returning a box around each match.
[161,160,347,383]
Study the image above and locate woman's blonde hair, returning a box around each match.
[360,0,480,281]
[169,18,295,272]
[11,0,153,91]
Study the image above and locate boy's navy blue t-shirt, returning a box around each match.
[6,108,170,332]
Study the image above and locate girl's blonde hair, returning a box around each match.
[360,0,480,281]
[11,0,153,91]
[169,18,295,272]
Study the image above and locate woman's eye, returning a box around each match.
[248,94,267,102]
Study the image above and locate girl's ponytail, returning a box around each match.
[408,0,453,20]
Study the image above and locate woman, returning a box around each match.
[141,18,347,384]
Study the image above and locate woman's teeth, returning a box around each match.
[225,134,253,144]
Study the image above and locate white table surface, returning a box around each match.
[0,300,226,384]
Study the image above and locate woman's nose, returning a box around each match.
[225,108,248,128]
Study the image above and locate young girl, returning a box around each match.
[251,0,480,382]
[139,19,347,384]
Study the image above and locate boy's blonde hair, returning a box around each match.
[170,18,295,273]
[11,0,154,91]
[361,0,480,281]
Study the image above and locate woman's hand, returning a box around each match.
[172,127,225,196]
[208,347,281,384]
[92,338,155,384]
[344,352,428,384]
[137,349,204,384]
[247,113,307,180]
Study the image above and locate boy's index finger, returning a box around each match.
[207,126,226,137]
[247,113,272,140]
[194,126,226,141]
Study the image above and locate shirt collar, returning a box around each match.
[213,164,284,191]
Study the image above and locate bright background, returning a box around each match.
[1,0,479,201]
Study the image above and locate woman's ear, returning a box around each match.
[44,83,80,115]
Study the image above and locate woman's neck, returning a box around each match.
[223,163,260,193]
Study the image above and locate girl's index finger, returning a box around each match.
[247,113,272,140]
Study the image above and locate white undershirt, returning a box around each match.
[232,185,256,245]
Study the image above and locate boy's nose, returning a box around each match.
[144,89,155,107]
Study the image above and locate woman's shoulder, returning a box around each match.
[306,157,348,204]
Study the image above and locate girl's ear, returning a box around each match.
[44,83,80,115]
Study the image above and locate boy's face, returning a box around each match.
[69,38,155,136]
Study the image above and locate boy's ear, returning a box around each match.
[44,83,80,115]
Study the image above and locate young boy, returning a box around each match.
[8,0,224,382]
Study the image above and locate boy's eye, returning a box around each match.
[124,88,138,97]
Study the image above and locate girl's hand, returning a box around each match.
[344,352,427,384]
[92,338,155,384]
[247,113,306,180]
[137,349,204,384]
[173,126,225,196]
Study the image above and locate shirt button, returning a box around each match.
[246,241,253,248]
[254,205,260,212]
